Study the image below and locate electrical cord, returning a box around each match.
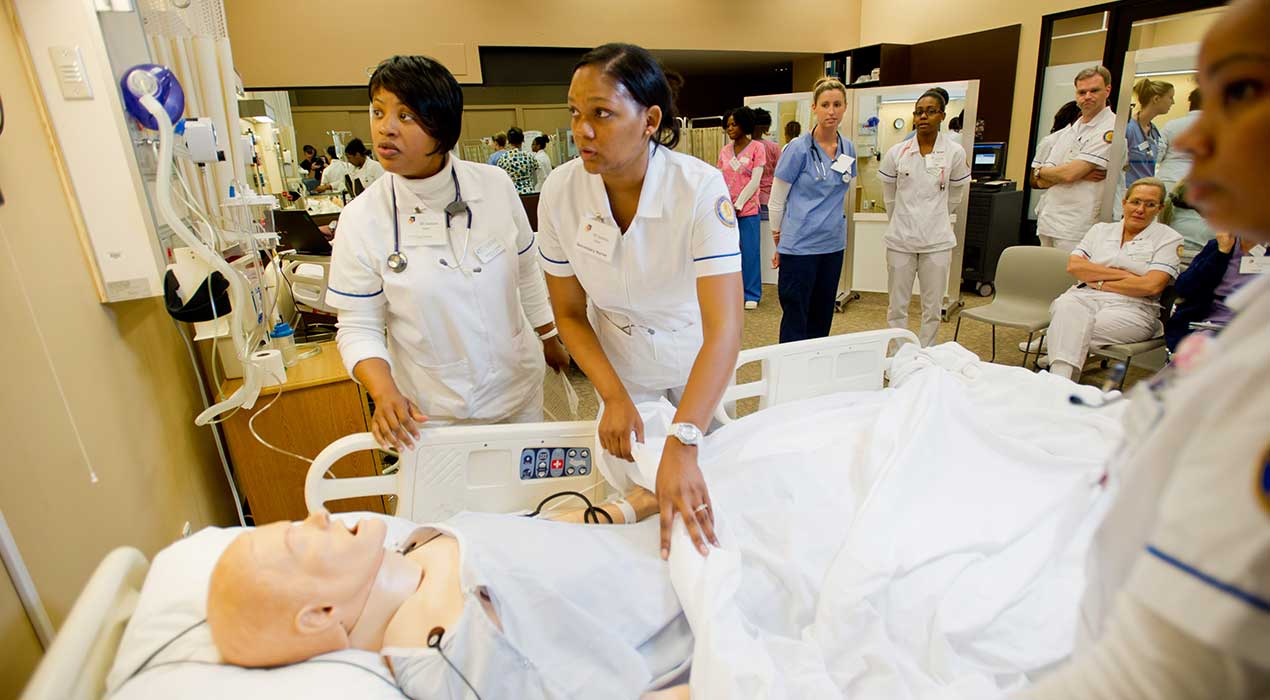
[524,491,613,524]
[427,627,483,699]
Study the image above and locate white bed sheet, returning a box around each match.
[622,344,1124,699]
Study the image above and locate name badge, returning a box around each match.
[576,218,619,263]
[474,238,504,264]
[729,157,743,172]
[1240,255,1269,275]
[830,154,852,174]
[404,209,446,247]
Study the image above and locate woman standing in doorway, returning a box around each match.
[717,106,767,309]
[878,88,971,347]
[1126,78,1175,187]
[767,77,857,342]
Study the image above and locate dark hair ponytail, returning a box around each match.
[575,43,681,149]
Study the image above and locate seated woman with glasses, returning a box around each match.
[1041,177,1183,381]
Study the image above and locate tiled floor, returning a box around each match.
[553,283,1160,422]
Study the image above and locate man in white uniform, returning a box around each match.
[1019,2,1270,696]
[1033,66,1117,253]
[344,138,385,191]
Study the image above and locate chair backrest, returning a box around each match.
[992,245,1075,307]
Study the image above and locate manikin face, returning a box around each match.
[813,88,846,133]
[371,88,445,178]
[1173,0,1270,241]
[1075,75,1109,118]
[208,511,388,666]
[568,64,661,176]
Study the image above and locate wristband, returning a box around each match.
[538,328,559,341]
[612,498,637,524]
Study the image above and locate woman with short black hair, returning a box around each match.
[325,55,570,449]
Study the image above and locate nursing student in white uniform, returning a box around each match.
[1032,66,1117,253]
[343,138,385,190]
[326,55,570,451]
[1020,3,1270,695]
[878,89,971,347]
[1042,177,1182,382]
[538,44,744,558]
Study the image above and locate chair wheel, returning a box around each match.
[977,283,994,297]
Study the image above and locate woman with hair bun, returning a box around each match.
[767,76,858,343]
[536,43,744,558]
[878,87,971,347]
[1126,78,1175,186]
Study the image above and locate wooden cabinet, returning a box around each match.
[216,342,388,524]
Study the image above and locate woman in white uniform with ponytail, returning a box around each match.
[538,43,744,559]
[878,88,971,347]
[326,55,570,451]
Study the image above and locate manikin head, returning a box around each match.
[207,511,388,667]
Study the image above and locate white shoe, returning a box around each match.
[744,300,758,310]
[1018,338,1047,353]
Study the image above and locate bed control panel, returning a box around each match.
[520,447,592,480]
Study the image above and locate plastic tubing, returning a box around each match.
[138,93,262,425]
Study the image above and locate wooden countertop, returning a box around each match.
[219,340,350,397]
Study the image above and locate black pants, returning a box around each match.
[777,250,844,343]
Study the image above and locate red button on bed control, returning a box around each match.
[551,459,563,470]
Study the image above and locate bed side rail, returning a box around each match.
[21,547,149,700]
[714,328,918,425]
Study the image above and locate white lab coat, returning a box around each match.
[352,158,385,189]
[320,158,356,192]
[878,133,971,346]
[536,144,741,399]
[1079,270,1270,669]
[325,159,554,423]
[532,150,552,192]
[1036,106,1117,243]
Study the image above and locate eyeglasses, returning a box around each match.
[912,108,943,117]
[1125,198,1161,210]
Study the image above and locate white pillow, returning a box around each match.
[106,513,422,700]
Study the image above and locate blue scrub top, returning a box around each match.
[1126,118,1163,186]
[773,133,857,255]
[487,150,506,166]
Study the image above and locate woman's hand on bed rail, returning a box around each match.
[599,395,644,461]
[369,387,427,451]
[657,442,718,559]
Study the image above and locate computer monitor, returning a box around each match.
[972,142,1007,180]
[273,209,332,255]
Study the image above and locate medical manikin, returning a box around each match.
[206,490,694,699]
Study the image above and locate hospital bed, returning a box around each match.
[21,329,917,700]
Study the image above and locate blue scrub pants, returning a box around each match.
[739,214,762,303]
[777,250,844,343]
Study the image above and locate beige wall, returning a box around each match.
[859,0,1099,183]
[225,0,861,88]
[0,0,237,691]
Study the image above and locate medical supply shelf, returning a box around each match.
[215,340,389,524]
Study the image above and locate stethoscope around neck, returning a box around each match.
[809,131,849,182]
[386,166,475,273]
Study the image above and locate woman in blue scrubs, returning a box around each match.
[767,77,857,343]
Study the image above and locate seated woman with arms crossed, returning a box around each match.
[1042,177,1183,381]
